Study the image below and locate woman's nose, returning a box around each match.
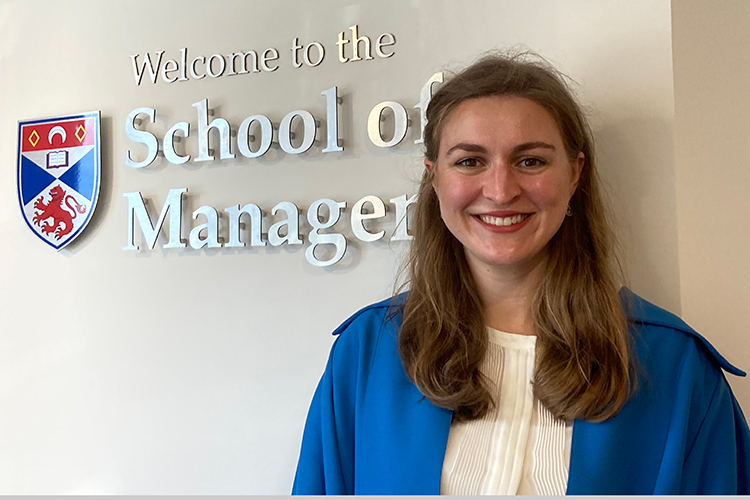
[482,163,521,204]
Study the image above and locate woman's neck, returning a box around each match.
[467,255,547,336]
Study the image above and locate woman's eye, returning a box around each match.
[519,157,545,168]
[456,158,479,167]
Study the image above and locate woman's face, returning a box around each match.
[427,95,583,275]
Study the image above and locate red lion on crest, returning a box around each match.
[32,185,86,240]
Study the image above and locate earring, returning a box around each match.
[566,204,573,217]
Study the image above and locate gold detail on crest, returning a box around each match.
[75,124,86,142]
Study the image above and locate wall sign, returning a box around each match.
[16,112,101,250]
[123,73,441,267]
[15,26,439,267]
[128,25,396,86]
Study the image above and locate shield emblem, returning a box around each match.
[17,112,101,250]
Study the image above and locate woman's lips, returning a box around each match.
[474,213,532,232]
[478,213,530,226]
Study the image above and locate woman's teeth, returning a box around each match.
[478,214,530,226]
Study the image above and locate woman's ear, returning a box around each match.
[425,158,436,187]
[569,152,584,195]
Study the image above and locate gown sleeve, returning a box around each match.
[680,372,750,494]
[292,334,357,495]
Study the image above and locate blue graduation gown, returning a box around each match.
[292,290,750,494]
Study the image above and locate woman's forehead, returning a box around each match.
[438,96,565,153]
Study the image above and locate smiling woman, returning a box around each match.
[427,96,583,301]
[292,52,750,495]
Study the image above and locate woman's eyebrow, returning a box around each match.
[513,141,556,153]
[445,141,556,156]
[445,143,488,155]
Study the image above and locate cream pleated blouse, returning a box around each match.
[440,328,573,495]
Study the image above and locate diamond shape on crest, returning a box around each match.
[75,124,86,142]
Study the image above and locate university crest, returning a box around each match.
[17,112,101,250]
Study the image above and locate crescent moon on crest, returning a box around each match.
[48,126,67,144]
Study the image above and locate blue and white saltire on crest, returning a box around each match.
[17,111,101,250]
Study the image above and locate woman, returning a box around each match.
[292,52,750,494]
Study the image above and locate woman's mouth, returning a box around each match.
[477,213,531,227]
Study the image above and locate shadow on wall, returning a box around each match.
[594,116,681,314]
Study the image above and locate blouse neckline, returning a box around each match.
[486,326,537,349]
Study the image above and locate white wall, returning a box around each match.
[672,0,750,414]
[0,0,677,494]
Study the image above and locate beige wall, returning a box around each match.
[672,0,750,412]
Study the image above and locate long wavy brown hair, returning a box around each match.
[398,52,634,423]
